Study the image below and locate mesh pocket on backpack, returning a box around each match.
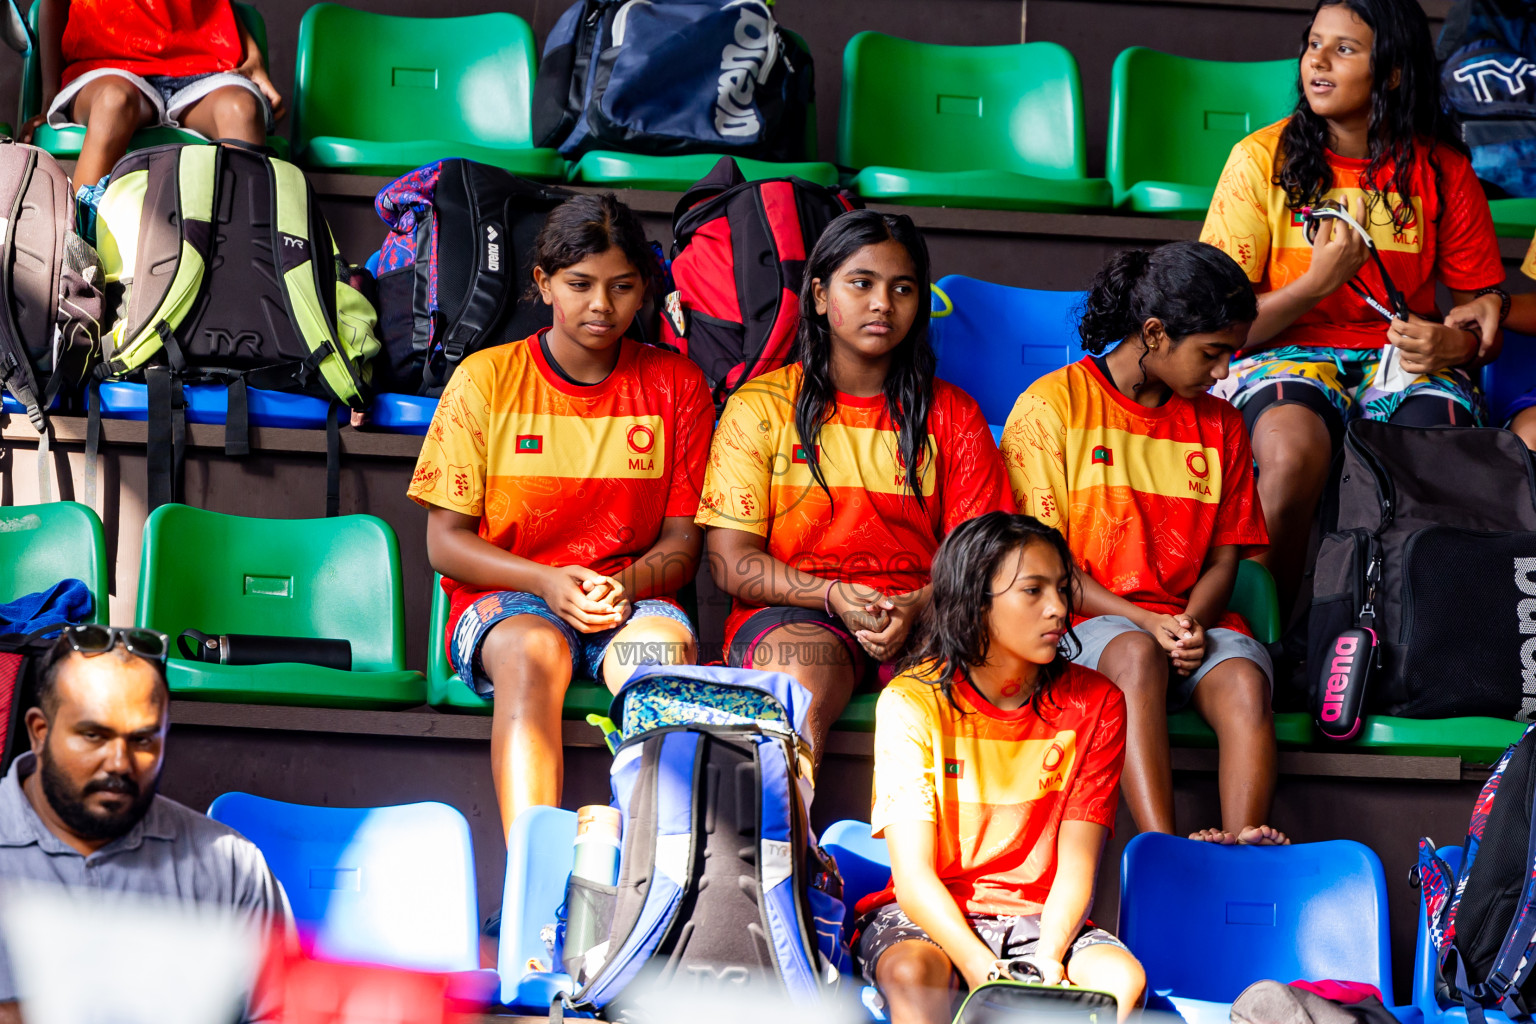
[1393,527,1536,720]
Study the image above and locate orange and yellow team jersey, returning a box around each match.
[409,333,713,636]
[62,0,243,85]
[1200,119,1503,351]
[696,363,1014,648]
[1001,359,1267,633]
[868,663,1126,917]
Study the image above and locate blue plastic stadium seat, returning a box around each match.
[498,806,579,1009]
[1482,329,1536,424]
[206,793,488,981]
[928,275,1089,428]
[0,393,59,416]
[1119,832,1394,1021]
[820,820,892,929]
[96,381,332,429]
[370,394,438,435]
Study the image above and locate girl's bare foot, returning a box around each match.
[1188,828,1237,844]
[1236,825,1290,846]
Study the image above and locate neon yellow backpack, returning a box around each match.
[94,141,381,510]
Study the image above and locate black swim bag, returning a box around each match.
[1308,420,1536,728]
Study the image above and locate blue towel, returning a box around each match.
[0,579,93,636]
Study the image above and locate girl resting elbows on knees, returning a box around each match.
[1200,0,1503,613]
[1002,242,1285,846]
[409,194,712,840]
[860,512,1144,1024]
[696,209,1013,762]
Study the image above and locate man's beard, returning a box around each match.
[39,744,157,842]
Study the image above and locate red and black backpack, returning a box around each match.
[661,157,858,410]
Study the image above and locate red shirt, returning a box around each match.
[62,0,243,86]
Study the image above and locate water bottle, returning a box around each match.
[562,804,622,978]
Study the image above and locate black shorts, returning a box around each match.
[726,605,876,682]
[854,901,1129,989]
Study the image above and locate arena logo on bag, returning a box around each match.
[715,7,774,137]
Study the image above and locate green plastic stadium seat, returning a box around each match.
[1107,47,1296,218]
[19,1,287,164]
[292,5,563,179]
[838,33,1111,212]
[135,505,424,709]
[1344,715,1525,765]
[569,152,838,190]
[0,501,109,624]
[1489,198,1536,240]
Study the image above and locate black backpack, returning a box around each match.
[373,159,574,396]
[1308,420,1536,729]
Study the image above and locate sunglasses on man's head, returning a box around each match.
[59,625,171,664]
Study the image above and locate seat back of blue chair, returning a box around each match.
[1415,845,1462,1017]
[929,275,1089,428]
[1118,833,1393,1003]
[498,806,578,1007]
[1482,331,1536,424]
[821,820,892,927]
[208,792,479,973]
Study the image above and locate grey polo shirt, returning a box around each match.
[0,752,287,1016]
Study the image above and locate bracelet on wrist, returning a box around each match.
[823,583,838,618]
[1474,285,1512,325]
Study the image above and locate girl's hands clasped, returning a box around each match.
[540,565,629,633]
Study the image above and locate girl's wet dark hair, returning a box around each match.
[1077,242,1257,366]
[901,512,1079,716]
[794,210,936,506]
[528,192,660,300]
[1276,0,1465,233]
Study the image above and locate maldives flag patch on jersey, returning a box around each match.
[1091,445,1113,467]
[943,758,964,779]
[515,435,543,454]
[792,444,820,464]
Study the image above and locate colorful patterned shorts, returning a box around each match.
[1220,345,1484,426]
[450,591,694,696]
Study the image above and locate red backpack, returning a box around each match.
[661,157,858,409]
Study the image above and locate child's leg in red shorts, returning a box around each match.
[71,75,155,187]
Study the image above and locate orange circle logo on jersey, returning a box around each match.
[1042,743,1065,771]
[628,424,655,454]
[1186,451,1210,479]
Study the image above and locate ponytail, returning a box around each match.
[1077,241,1258,355]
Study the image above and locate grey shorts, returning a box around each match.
[48,68,274,136]
[1072,614,1274,712]
[854,901,1129,989]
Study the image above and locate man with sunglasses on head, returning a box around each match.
[0,626,287,1024]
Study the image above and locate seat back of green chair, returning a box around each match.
[135,504,407,671]
[839,32,1089,180]
[20,0,267,123]
[1106,47,1297,202]
[427,572,452,687]
[293,4,538,153]
[1230,559,1282,646]
[0,501,109,624]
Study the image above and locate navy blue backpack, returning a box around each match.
[553,665,847,1018]
[1420,723,1536,1021]
[1438,0,1536,198]
[532,0,815,161]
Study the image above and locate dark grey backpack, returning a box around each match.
[0,138,105,497]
